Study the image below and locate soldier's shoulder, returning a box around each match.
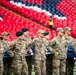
[10,40,16,45]
[73,39,76,43]
[52,37,57,41]
[70,36,74,39]
[33,38,38,41]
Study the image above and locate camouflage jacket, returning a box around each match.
[0,42,4,57]
[33,37,47,60]
[72,39,76,53]
[63,35,74,45]
[2,40,10,50]
[49,37,68,59]
[7,38,32,60]
[23,37,33,54]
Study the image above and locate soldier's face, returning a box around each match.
[3,35,9,40]
[23,31,28,37]
[45,35,49,39]
[58,32,64,37]
[65,31,71,35]
[39,34,44,38]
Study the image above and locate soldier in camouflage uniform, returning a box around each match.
[48,28,68,75]
[21,28,33,51]
[33,30,47,75]
[22,28,33,75]
[0,36,4,75]
[63,27,74,75]
[1,32,12,75]
[43,32,53,75]
[7,31,33,75]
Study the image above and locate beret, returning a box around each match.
[16,31,23,37]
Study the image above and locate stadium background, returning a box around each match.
[0,0,76,75]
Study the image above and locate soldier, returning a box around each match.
[33,30,47,75]
[43,32,49,44]
[0,36,4,75]
[1,32,12,75]
[21,28,33,55]
[43,32,53,75]
[7,31,33,75]
[63,27,74,44]
[63,27,74,75]
[48,28,68,75]
[22,28,33,75]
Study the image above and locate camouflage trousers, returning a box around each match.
[12,58,28,75]
[66,56,74,75]
[26,56,32,75]
[46,54,53,75]
[0,58,3,75]
[3,58,12,75]
[34,60,46,75]
[52,59,66,75]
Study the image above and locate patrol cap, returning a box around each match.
[43,32,49,36]
[2,32,10,37]
[57,28,64,32]
[22,28,28,32]
[16,31,23,37]
[37,30,45,34]
[64,27,71,31]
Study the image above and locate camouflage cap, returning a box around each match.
[2,32,10,37]
[57,28,64,32]
[37,30,45,34]
[64,27,71,31]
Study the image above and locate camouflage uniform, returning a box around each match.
[1,32,12,75]
[0,42,4,75]
[22,28,33,75]
[33,30,47,75]
[2,40,12,75]
[63,27,74,75]
[43,32,53,75]
[24,37,33,75]
[48,28,67,75]
[7,38,29,75]
[63,36,74,75]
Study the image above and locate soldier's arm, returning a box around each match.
[26,39,34,55]
[32,38,36,46]
[70,37,74,44]
[72,39,76,53]
[47,38,56,52]
[7,41,15,57]
[0,43,4,54]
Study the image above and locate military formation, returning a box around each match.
[0,27,76,75]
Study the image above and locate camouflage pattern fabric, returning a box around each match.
[0,42,4,75]
[2,40,12,75]
[33,37,47,75]
[63,36,74,75]
[48,37,68,75]
[7,38,29,75]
